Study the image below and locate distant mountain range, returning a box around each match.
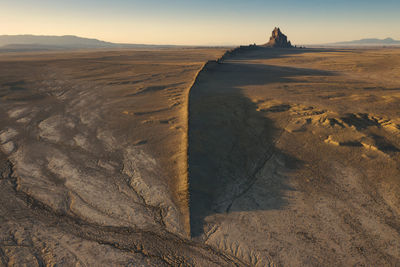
[326,37,400,47]
[0,35,177,52]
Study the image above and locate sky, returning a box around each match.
[1,0,400,45]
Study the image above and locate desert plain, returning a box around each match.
[0,47,400,266]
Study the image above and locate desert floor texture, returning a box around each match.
[0,47,400,266]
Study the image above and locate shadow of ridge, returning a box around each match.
[197,61,336,94]
[188,53,337,238]
[188,87,301,238]
[222,47,356,62]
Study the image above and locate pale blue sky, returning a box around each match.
[1,0,399,45]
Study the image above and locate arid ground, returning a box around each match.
[1,47,400,266]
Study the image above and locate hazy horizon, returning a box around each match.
[2,0,400,46]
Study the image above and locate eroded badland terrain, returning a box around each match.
[1,47,400,266]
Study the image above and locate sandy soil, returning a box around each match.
[1,47,400,266]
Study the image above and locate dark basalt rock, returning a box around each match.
[264,27,293,48]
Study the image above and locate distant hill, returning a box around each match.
[327,37,400,47]
[0,35,177,51]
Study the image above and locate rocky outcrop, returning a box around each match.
[264,27,293,48]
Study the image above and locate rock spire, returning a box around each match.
[264,27,293,48]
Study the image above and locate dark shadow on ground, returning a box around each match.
[188,53,337,237]
[223,47,355,62]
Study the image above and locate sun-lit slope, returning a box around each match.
[188,48,400,266]
[0,48,249,266]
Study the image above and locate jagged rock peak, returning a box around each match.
[264,27,293,48]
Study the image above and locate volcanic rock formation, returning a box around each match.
[264,27,293,48]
